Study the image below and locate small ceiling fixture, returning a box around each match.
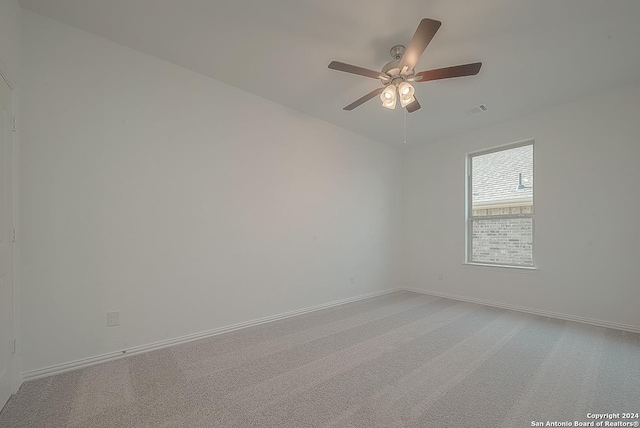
[466,104,489,115]
[328,18,483,113]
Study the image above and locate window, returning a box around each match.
[466,141,534,267]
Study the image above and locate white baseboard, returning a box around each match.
[21,288,402,382]
[22,286,637,384]
[401,287,640,334]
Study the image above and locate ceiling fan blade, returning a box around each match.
[328,61,384,79]
[398,18,442,72]
[406,97,421,113]
[343,87,385,110]
[414,62,482,82]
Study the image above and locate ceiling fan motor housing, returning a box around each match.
[382,59,401,76]
[381,45,417,85]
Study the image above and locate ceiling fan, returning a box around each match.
[328,18,482,113]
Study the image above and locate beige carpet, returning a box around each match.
[1,291,639,427]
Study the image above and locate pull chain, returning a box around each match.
[403,108,407,144]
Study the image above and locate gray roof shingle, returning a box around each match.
[472,144,533,206]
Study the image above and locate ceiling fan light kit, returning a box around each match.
[397,81,416,107]
[328,18,482,113]
[380,85,397,109]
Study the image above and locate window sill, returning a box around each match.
[463,262,538,273]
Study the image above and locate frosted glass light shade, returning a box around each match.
[380,85,397,109]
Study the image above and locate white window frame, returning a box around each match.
[465,139,536,269]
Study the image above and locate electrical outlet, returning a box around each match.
[349,275,356,285]
[438,272,444,280]
[107,311,120,327]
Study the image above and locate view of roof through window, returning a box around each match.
[469,143,534,266]
[472,144,533,216]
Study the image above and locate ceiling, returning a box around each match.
[19,0,640,146]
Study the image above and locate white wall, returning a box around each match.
[0,0,21,391]
[403,80,640,330]
[19,10,403,373]
[0,0,20,85]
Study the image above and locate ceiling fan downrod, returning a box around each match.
[390,44,406,60]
